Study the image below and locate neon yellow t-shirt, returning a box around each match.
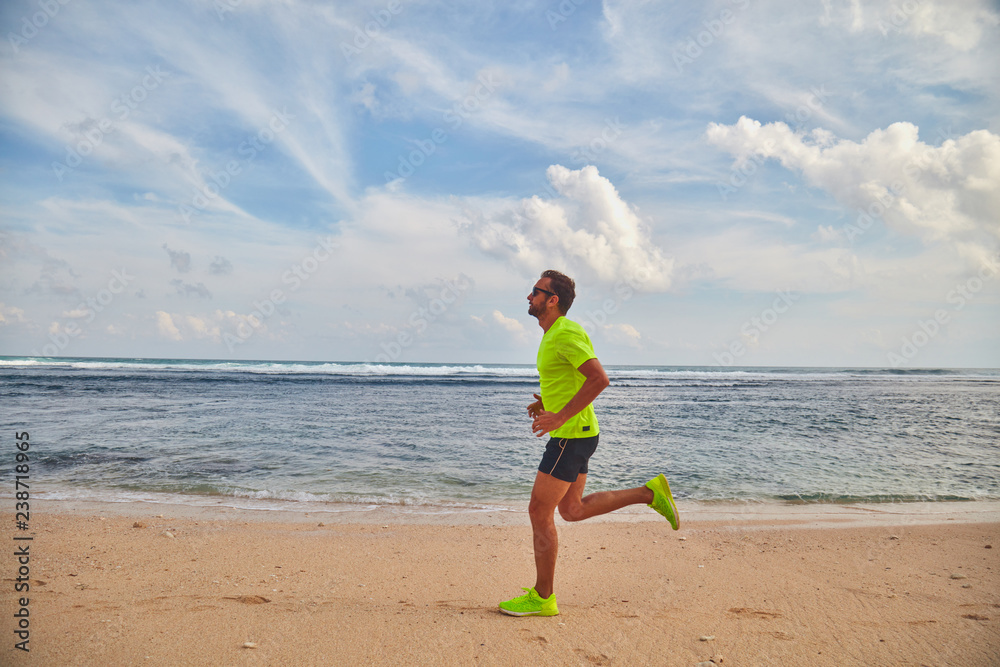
[536,316,600,438]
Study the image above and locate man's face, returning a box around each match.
[528,278,556,318]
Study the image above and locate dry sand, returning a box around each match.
[3,499,998,666]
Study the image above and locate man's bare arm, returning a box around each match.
[531,358,609,437]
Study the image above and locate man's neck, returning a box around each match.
[537,312,563,333]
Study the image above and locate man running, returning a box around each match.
[499,269,679,617]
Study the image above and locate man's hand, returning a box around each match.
[527,393,544,419]
[532,409,566,438]
[529,393,564,437]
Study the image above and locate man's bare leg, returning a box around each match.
[527,471,572,600]
[558,475,654,522]
[528,471,657,599]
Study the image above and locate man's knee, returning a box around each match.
[529,496,555,520]
[558,502,585,522]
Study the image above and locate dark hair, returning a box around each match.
[541,269,575,314]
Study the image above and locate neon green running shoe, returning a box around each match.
[646,474,679,530]
[498,587,559,617]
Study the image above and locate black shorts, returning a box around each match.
[538,435,599,483]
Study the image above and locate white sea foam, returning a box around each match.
[3,356,995,380]
[0,358,673,380]
[0,357,539,377]
[30,485,520,516]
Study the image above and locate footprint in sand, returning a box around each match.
[728,607,782,619]
[518,628,548,645]
[573,648,611,664]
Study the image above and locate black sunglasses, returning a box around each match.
[532,286,556,298]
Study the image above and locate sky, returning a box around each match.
[1,0,998,368]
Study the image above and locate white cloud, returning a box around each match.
[492,309,525,335]
[184,314,217,340]
[814,225,842,243]
[864,0,999,50]
[706,117,1000,263]
[0,304,26,325]
[809,0,999,49]
[487,309,534,347]
[154,309,272,345]
[155,311,183,341]
[462,165,674,291]
[603,322,643,349]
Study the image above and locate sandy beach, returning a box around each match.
[3,500,998,666]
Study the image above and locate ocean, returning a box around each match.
[2,357,999,515]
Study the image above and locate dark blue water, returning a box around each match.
[2,357,998,510]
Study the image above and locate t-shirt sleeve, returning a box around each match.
[558,328,597,370]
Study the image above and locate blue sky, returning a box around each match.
[1,0,998,367]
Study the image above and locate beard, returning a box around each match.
[528,300,548,319]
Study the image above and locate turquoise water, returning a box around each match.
[2,357,998,510]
